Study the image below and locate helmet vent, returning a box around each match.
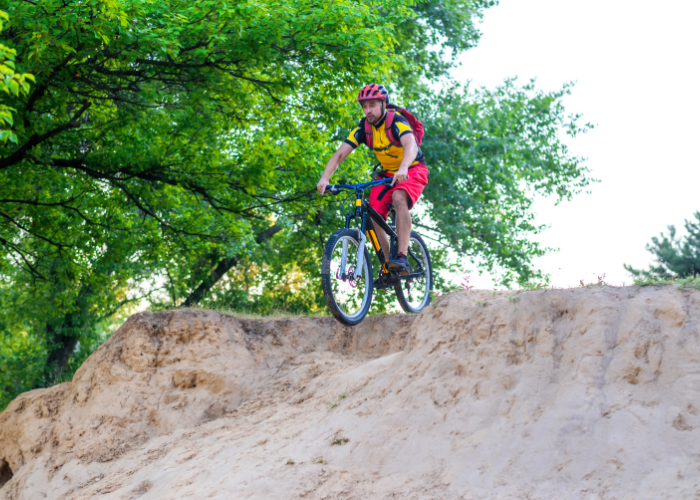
[357,83,389,103]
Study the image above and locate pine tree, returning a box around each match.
[625,212,700,279]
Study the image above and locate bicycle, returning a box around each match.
[321,177,433,326]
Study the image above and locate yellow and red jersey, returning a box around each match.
[345,113,425,173]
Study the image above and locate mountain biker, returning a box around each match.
[316,83,429,279]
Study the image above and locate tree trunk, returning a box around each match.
[45,323,80,383]
[43,225,282,381]
[181,224,282,307]
[45,285,91,384]
[181,256,239,307]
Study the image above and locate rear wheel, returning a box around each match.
[321,229,374,325]
[394,231,432,314]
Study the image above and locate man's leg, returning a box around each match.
[375,226,391,260]
[392,189,412,255]
[373,189,411,259]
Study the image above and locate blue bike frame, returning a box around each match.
[325,178,404,280]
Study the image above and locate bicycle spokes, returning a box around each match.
[321,177,431,324]
[395,235,431,313]
[328,235,370,317]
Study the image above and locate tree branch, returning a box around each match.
[0,235,48,280]
[25,50,81,115]
[181,224,282,307]
[1,100,91,170]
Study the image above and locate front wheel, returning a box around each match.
[322,228,374,326]
[394,231,432,314]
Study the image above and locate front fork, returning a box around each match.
[342,193,371,280]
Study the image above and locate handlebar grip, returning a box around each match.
[324,185,341,195]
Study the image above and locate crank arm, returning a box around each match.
[398,271,425,280]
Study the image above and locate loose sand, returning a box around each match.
[2,285,700,499]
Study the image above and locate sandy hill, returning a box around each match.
[1,286,700,499]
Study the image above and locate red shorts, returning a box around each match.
[369,162,429,219]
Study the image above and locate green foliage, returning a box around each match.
[0,0,416,405]
[625,212,700,280]
[1,0,500,404]
[0,10,34,144]
[416,79,594,286]
[0,326,45,409]
[0,0,595,411]
[394,0,497,91]
[629,276,700,290]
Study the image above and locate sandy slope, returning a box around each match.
[2,285,700,499]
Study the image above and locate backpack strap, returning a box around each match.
[374,163,422,201]
[375,183,393,202]
[384,108,402,147]
[371,163,384,180]
[362,118,373,150]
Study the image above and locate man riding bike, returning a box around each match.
[316,83,430,283]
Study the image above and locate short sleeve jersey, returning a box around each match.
[344,113,425,173]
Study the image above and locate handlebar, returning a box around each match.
[324,176,406,195]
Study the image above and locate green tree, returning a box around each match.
[394,0,497,92]
[625,212,700,280]
[416,79,593,286]
[181,78,595,314]
[0,10,34,144]
[0,0,597,411]
[0,0,414,399]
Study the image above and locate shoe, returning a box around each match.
[387,253,410,275]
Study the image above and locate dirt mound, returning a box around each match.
[2,286,700,499]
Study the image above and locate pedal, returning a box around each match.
[373,275,393,290]
[387,262,411,276]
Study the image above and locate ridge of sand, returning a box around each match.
[1,286,700,499]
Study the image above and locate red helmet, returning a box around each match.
[357,83,389,104]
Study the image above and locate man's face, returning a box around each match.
[361,99,385,124]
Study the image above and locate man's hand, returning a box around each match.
[317,177,330,195]
[391,166,409,186]
[317,143,355,195]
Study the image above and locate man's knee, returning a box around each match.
[392,189,410,209]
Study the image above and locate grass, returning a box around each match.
[447,271,700,295]
[178,304,330,320]
[328,394,346,409]
[174,274,700,324]
[632,276,700,290]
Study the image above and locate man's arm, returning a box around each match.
[392,133,418,186]
[317,142,355,195]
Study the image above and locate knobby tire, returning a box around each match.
[322,228,374,326]
[394,231,433,314]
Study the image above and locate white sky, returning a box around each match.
[451,0,700,288]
